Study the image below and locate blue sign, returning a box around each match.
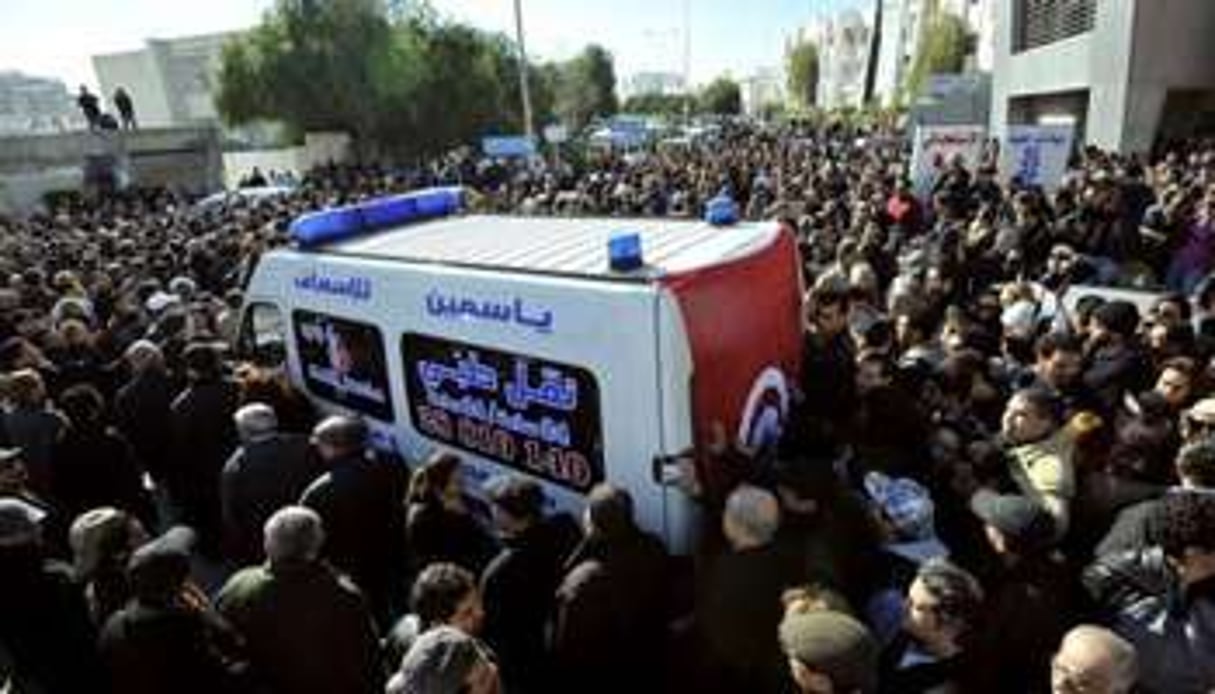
[294,270,372,301]
[425,290,553,334]
[481,136,537,158]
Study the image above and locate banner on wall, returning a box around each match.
[1001,124,1075,191]
[910,124,987,197]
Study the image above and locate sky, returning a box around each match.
[0,0,868,92]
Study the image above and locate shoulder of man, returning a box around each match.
[216,565,273,611]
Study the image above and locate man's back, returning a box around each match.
[0,551,102,693]
[697,542,791,688]
[222,433,317,564]
[481,513,580,691]
[300,453,407,623]
[217,561,381,694]
[553,529,669,691]
[99,602,232,694]
[115,369,174,480]
[971,554,1075,693]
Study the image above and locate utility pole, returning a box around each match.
[682,0,691,121]
[514,0,535,139]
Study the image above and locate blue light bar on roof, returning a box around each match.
[290,186,464,247]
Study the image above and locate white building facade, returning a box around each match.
[622,72,687,100]
[740,68,786,117]
[93,31,239,128]
[991,0,1215,153]
[873,0,997,107]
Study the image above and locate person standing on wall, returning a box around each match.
[113,87,137,130]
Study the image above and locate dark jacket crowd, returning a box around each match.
[3,124,1215,693]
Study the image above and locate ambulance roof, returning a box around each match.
[315,214,782,281]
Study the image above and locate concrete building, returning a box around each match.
[93,31,240,128]
[991,0,1215,153]
[622,71,687,100]
[0,71,80,134]
[739,68,786,117]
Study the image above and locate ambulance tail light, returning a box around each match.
[290,186,464,247]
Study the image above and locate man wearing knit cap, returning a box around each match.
[779,608,879,693]
[968,494,1074,693]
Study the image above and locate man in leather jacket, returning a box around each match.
[1084,492,1215,693]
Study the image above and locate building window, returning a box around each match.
[1013,0,1096,52]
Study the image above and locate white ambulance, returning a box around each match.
[238,188,803,552]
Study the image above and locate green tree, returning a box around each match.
[215,0,393,139]
[905,9,970,100]
[554,44,618,129]
[216,0,554,157]
[699,77,741,115]
[786,40,820,108]
[622,92,693,116]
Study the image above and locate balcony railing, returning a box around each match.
[1013,0,1096,52]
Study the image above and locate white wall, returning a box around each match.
[93,50,174,127]
[222,132,352,188]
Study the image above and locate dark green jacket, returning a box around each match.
[217,561,382,694]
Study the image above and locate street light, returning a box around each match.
[513,0,535,139]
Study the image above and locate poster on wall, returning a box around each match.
[910,124,987,197]
[401,333,604,492]
[1001,124,1075,191]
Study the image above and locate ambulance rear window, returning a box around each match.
[292,310,394,421]
[400,332,604,492]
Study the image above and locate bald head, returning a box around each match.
[1052,625,1137,694]
[723,484,780,550]
[234,403,278,443]
[264,506,325,566]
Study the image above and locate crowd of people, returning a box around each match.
[3,121,1215,693]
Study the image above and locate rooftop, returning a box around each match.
[317,214,782,281]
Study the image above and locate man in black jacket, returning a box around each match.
[697,484,793,694]
[221,403,317,566]
[300,415,408,629]
[114,341,175,485]
[99,527,245,694]
[552,484,669,693]
[967,493,1075,693]
[479,475,580,693]
[1084,493,1215,693]
[169,343,239,555]
[0,497,102,693]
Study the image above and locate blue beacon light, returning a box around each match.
[704,193,739,226]
[608,232,644,271]
[290,186,464,247]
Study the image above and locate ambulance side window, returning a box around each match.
[292,310,394,421]
[240,303,286,367]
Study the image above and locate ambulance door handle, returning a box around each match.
[652,453,689,486]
